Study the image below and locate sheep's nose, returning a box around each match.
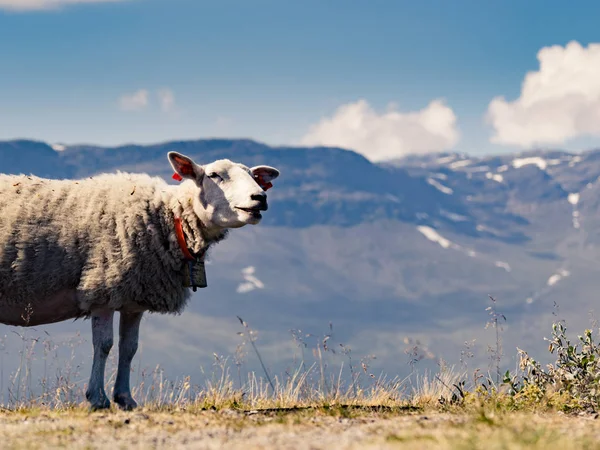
[251,192,268,209]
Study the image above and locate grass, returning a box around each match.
[0,402,596,449]
[0,357,591,449]
[0,300,599,448]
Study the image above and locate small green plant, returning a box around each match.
[515,321,600,410]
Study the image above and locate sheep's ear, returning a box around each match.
[250,165,280,191]
[168,152,204,182]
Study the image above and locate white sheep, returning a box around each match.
[0,151,280,410]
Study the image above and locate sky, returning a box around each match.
[2,0,600,161]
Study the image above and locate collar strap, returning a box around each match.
[174,217,198,261]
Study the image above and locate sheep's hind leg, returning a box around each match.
[113,311,143,411]
[85,309,114,411]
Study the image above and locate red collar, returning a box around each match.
[174,217,197,261]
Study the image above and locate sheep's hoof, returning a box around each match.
[86,390,111,411]
[114,393,138,411]
[89,398,111,411]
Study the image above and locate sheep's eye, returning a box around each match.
[208,172,223,182]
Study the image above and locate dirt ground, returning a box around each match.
[1,408,599,449]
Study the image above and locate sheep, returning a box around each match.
[0,151,280,410]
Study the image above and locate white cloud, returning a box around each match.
[301,99,459,161]
[487,41,600,147]
[157,88,175,113]
[0,0,125,11]
[118,88,177,113]
[118,89,149,112]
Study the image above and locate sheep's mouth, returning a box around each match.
[235,206,264,218]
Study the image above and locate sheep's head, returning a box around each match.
[168,151,280,228]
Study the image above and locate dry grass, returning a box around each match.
[1,304,600,448]
[0,360,591,450]
[0,406,596,449]
[0,318,448,411]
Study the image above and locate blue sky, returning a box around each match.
[2,0,600,160]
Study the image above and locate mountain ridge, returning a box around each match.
[1,138,600,382]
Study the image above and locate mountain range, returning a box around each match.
[1,138,600,388]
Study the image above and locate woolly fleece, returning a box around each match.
[0,172,225,316]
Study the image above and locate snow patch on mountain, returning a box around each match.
[436,155,456,164]
[427,178,453,195]
[417,226,454,249]
[429,172,448,180]
[568,193,580,205]
[51,144,66,152]
[512,157,547,170]
[476,224,494,232]
[569,155,582,167]
[568,193,581,229]
[572,210,581,229]
[486,172,504,183]
[440,210,468,222]
[449,159,471,169]
[465,165,490,173]
[547,269,570,287]
[384,194,402,203]
[237,266,265,294]
[495,261,511,272]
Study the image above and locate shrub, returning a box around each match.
[514,321,600,411]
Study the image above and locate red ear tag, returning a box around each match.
[172,173,183,182]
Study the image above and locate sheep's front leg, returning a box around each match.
[85,309,114,410]
[113,311,143,411]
